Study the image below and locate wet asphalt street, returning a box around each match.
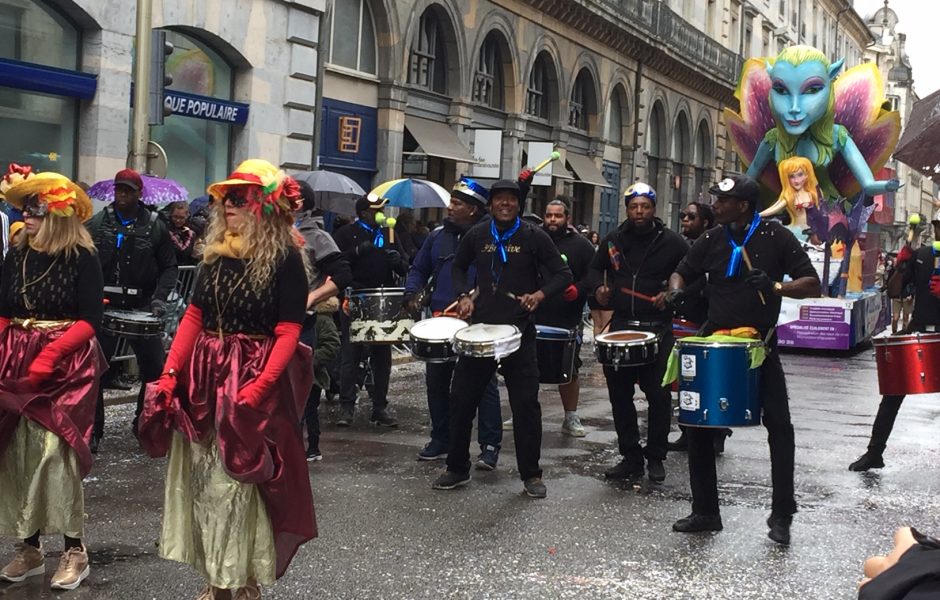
[1,340,938,600]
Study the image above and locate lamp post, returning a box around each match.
[130,0,153,172]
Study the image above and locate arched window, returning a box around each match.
[569,70,592,130]
[607,85,628,145]
[473,32,504,109]
[330,0,376,75]
[409,10,446,93]
[526,53,553,119]
[693,121,713,201]
[0,0,78,69]
[645,100,667,216]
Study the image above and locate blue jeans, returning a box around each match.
[426,361,502,450]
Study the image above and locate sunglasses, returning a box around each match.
[21,197,48,218]
[679,211,697,220]
[223,186,260,208]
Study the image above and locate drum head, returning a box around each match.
[105,309,159,323]
[596,331,657,345]
[455,323,519,342]
[410,317,467,341]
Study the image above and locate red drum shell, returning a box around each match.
[873,332,940,395]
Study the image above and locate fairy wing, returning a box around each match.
[724,57,781,196]
[830,63,902,198]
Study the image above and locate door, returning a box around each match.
[598,160,621,238]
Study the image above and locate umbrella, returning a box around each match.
[292,170,366,215]
[894,88,940,184]
[369,178,450,209]
[87,175,189,206]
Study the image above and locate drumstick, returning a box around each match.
[741,248,767,305]
[531,151,561,174]
[619,287,657,303]
[443,288,479,314]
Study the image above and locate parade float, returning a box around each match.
[725,45,901,349]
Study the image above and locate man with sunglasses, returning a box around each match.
[589,182,689,483]
[86,168,178,452]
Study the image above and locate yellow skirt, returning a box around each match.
[0,418,84,539]
[160,432,276,589]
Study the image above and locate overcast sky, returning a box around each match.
[853,0,940,98]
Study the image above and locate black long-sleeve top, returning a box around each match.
[190,249,308,336]
[332,219,408,289]
[588,219,689,323]
[535,226,596,329]
[0,245,104,331]
[675,220,819,333]
[903,245,940,331]
[452,218,572,327]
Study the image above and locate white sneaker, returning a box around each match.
[562,415,586,437]
[502,417,513,431]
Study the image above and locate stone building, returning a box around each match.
[0,0,325,199]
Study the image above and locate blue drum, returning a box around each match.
[676,339,762,428]
[535,325,578,384]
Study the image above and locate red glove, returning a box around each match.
[164,304,204,376]
[0,317,9,334]
[562,284,579,302]
[518,168,534,185]
[930,275,940,298]
[28,320,96,387]
[153,375,177,403]
[237,321,302,408]
[896,245,914,265]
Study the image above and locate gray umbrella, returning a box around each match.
[894,88,940,184]
[292,170,366,216]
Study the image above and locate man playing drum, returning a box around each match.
[431,179,571,498]
[667,173,820,545]
[535,197,597,437]
[849,215,940,472]
[590,182,689,483]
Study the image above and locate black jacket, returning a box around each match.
[86,203,178,309]
[535,225,596,329]
[588,218,689,322]
[332,219,408,290]
[904,246,940,331]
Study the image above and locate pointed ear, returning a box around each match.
[764,59,774,77]
[828,58,845,79]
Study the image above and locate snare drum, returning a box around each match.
[409,317,468,363]
[347,287,414,344]
[676,339,762,428]
[535,325,578,384]
[873,331,940,395]
[594,330,659,368]
[102,309,164,339]
[452,324,521,360]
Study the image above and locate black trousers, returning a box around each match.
[338,313,391,413]
[602,322,673,464]
[865,394,905,456]
[446,324,541,481]
[687,345,796,517]
[94,332,166,437]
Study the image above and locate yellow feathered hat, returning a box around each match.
[207,158,301,219]
[3,172,93,222]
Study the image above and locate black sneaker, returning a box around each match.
[672,513,723,533]
[432,471,470,490]
[848,452,884,472]
[306,447,322,462]
[667,432,688,452]
[336,408,354,427]
[647,458,666,482]
[604,459,644,480]
[523,477,547,498]
[417,441,448,461]
[90,433,101,455]
[370,409,398,428]
[714,429,733,455]
[767,514,792,546]
[475,445,499,471]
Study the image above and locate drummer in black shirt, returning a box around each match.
[668,173,820,545]
[589,182,688,483]
[432,179,571,498]
[849,216,940,472]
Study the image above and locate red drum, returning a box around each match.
[873,332,940,395]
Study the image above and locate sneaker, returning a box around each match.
[233,578,261,600]
[767,514,792,546]
[90,433,101,455]
[603,459,644,480]
[335,407,354,427]
[196,586,224,600]
[306,446,322,462]
[475,445,499,471]
[561,414,586,437]
[50,545,89,590]
[714,429,733,455]
[417,441,448,461]
[523,477,547,498]
[849,451,885,472]
[646,458,666,482]
[502,417,513,431]
[667,431,688,451]
[370,409,398,428]
[0,543,44,582]
[431,471,471,490]
[672,513,723,533]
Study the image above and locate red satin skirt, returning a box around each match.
[0,325,106,479]
[139,331,315,579]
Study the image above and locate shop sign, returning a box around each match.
[164,90,250,125]
[527,142,554,186]
[339,116,363,153]
[472,130,502,179]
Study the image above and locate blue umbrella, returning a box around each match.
[369,178,450,209]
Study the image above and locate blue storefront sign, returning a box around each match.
[319,98,377,191]
[0,58,97,99]
[164,90,249,125]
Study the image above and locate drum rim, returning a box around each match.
[873,332,940,346]
[676,339,764,349]
[409,317,468,340]
[349,287,406,295]
[595,330,658,345]
[454,323,521,342]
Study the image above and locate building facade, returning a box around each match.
[0,0,324,200]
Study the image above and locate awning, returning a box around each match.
[565,152,612,187]
[894,88,940,183]
[404,116,476,163]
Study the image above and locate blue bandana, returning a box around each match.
[357,219,384,249]
[490,217,520,264]
[115,211,137,249]
[725,213,761,278]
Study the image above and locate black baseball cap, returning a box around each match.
[708,173,760,202]
[489,179,522,201]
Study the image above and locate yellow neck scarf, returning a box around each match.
[207,231,245,258]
